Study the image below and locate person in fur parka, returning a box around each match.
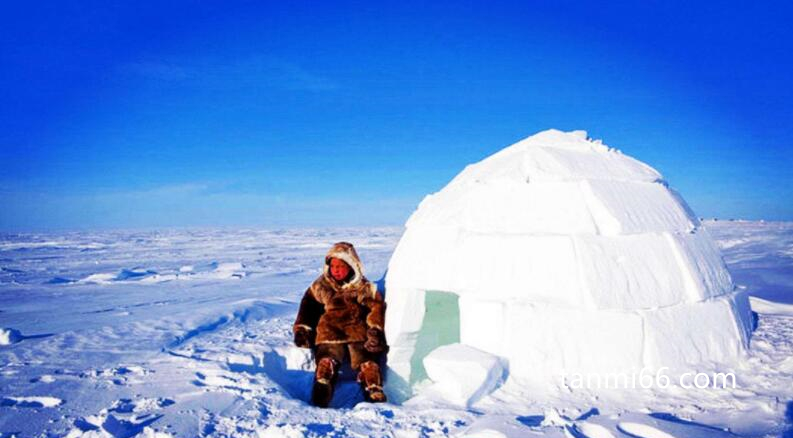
[293,241,388,407]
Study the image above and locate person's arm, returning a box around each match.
[360,283,388,352]
[293,285,324,348]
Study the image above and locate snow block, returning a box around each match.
[501,302,645,376]
[729,290,754,347]
[458,296,507,357]
[423,343,505,407]
[408,181,598,235]
[573,233,695,310]
[668,228,735,300]
[582,180,697,235]
[384,288,426,397]
[391,228,588,305]
[386,226,459,293]
[640,293,746,366]
[451,232,586,305]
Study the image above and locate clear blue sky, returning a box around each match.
[1,1,792,230]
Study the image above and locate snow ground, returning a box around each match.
[0,222,791,437]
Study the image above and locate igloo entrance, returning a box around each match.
[409,290,460,385]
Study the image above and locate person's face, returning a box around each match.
[329,258,351,281]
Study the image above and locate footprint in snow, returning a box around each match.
[192,371,250,393]
[82,365,150,387]
[68,397,174,437]
[87,365,149,378]
[70,413,164,438]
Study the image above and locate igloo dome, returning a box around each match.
[384,129,753,398]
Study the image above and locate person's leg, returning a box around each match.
[312,343,346,407]
[349,342,386,403]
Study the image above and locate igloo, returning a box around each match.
[384,129,753,399]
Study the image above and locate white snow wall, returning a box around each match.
[384,130,753,400]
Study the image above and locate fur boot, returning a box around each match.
[357,360,386,403]
[312,357,339,407]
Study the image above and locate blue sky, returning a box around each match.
[1,1,792,230]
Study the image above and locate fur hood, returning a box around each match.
[322,241,364,288]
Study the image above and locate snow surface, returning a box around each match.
[385,130,749,397]
[0,222,792,437]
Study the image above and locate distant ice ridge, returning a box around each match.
[76,262,247,285]
[384,129,753,402]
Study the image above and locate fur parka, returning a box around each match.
[293,242,387,345]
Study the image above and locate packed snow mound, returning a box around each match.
[1,327,23,345]
[384,129,753,400]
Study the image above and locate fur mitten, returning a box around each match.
[294,327,315,348]
[364,328,388,353]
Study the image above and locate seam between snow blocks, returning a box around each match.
[569,235,597,310]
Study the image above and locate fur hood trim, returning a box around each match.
[323,241,364,288]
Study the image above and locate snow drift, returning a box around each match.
[384,129,753,400]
